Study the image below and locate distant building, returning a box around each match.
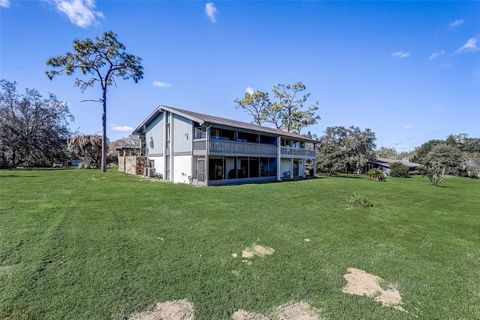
[367,157,421,175]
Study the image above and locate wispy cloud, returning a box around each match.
[429,50,445,60]
[152,80,171,88]
[0,0,10,8]
[403,125,414,129]
[111,124,134,132]
[457,37,479,53]
[449,19,464,29]
[391,51,410,59]
[245,87,254,95]
[205,2,218,23]
[52,0,104,28]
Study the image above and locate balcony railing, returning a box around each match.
[280,146,316,157]
[193,139,276,156]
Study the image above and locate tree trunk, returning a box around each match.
[101,87,107,172]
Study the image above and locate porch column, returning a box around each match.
[162,112,167,179]
[290,159,293,179]
[170,113,175,181]
[313,143,317,177]
[205,126,210,185]
[276,136,281,181]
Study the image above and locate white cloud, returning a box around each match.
[449,19,464,29]
[111,124,134,132]
[429,50,445,60]
[0,0,10,8]
[245,87,254,95]
[391,51,410,59]
[205,2,218,23]
[403,125,414,129]
[152,80,171,88]
[457,37,479,53]
[52,0,103,28]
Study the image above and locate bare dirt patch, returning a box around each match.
[128,299,194,320]
[241,244,275,259]
[342,268,405,312]
[232,301,322,320]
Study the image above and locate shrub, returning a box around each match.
[390,162,409,177]
[349,192,374,208]
[421,161,445,186]
[367,169,386,181]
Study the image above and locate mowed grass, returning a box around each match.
[0,169,479,320]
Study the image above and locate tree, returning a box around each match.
[234,90,270,125]
[268,82,320,133]
[411,139,442,164]
[233,82,320,133]
[390,162,409,177]
[68,135,103,168]
[376,147,398,159]
[316,126,376,175]
[46,31,144,172]
[422,160,446,187]
[0,80,73,168]
[425,143,462,175]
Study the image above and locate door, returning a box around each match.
[197,159,205,182]
[293,160,300,177]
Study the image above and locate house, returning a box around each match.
[131,105,318,185]
[366,157,421,175]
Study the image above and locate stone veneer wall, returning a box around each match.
[118,155,146,175]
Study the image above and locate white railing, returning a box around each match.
[281,146,316,157]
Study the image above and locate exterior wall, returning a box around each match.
[173,155,192,183]
[148,156,164,178]
[280,158,291,179]
[173,114,193,153]
[145,113,164,156]
[118,156,146,175]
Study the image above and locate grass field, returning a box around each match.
[0,169,479,319]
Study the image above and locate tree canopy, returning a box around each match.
[46,31,144,172]
[0,80,73,168]
[234,82,320,134]
[316,126,376,175]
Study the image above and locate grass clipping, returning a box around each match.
[233,301,322,320]
[128,299,194,320]
[342,268,405,312]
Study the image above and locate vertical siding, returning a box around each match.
[173,114,193,153]
[145,113,164,155]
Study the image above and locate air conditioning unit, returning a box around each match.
[144,167,156,177]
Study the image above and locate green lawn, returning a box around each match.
[0,169,479,319]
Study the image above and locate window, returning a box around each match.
[210,128,235,141]
[260,158,277,177]
[149,160,155,168]
[260,135,277,145]
[249,158,259,178]
[209,158,225,180]
[237,132,258,143]
[238,158,248,178]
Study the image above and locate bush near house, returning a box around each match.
[367,168,386,181]
[390,162,410,177]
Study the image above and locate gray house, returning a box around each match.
[132,105,318,185]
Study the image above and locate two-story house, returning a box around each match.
[132,105,317,185]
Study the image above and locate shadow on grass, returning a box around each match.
[0,175,38,178]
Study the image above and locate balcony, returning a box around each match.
[193,139,277,156]
[280,146,316,157]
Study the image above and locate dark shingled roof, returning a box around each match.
[133,105,318,143]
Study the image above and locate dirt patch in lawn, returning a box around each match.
[342,268,405,312]
[128,299,194,320]
[241,244,275,259]
[232,301,322,320]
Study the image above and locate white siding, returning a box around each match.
[280,158,291,179]
[173,155,192,183]
[148,156,164,178]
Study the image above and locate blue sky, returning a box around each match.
[1,1,479,151]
